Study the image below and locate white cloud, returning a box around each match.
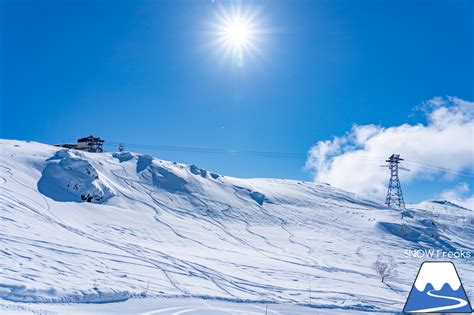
[305,96,474,199]
[439,182,474,210]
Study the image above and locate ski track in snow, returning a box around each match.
[0,140,473,313]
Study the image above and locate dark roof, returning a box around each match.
[77,135,104,143]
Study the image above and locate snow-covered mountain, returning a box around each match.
[0,139,472,313]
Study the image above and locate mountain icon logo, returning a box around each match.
[404,261,472,313]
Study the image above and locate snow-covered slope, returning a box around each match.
[412,199,473,214]
[0,139,472,312]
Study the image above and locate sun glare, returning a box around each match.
[223,19,251,49]
[211,5,263,67]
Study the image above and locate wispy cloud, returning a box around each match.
[439,182,474,210]
[305,96,474,199]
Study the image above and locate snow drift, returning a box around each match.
[38,149,115,203]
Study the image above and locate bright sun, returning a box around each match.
[223,19,251,49]
[211,5,263,67]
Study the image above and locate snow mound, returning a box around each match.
[38,149,115,203]
[411,200,472,212]
[250,190,266,205]
[112,152,133,163]
[189,164,207,178]
[0,283,130,304]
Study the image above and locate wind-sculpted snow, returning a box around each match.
[112,152,133,163]
[0,139,472,313]
[38,150,115,203]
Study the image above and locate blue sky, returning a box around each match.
[1,0,473,203]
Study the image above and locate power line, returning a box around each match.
[404,160,474,179]
[102,141,474,178]
[403,161,474,180]
[104,141,384,160]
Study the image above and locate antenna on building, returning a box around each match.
[381,154,409,209]
[119,143,125,152]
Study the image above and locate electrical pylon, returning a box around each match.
[382,154,407,209]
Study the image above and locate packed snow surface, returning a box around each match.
[0,140,472,313]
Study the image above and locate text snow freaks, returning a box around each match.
[404,249,471,259]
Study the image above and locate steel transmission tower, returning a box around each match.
[382,154,408,209]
